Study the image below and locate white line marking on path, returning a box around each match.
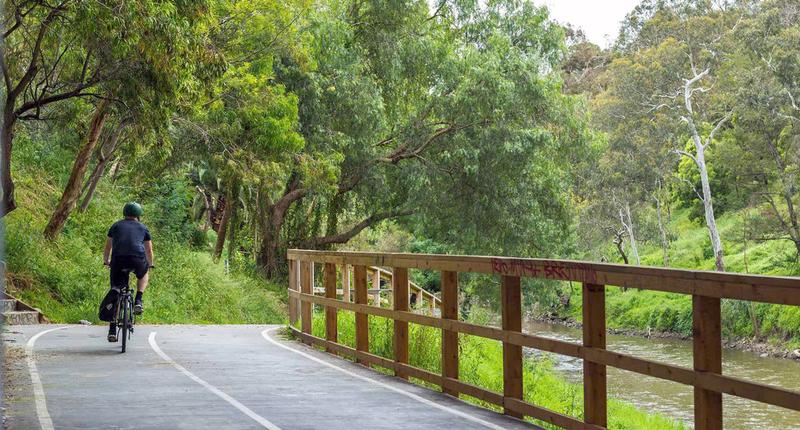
[261,328,507,430]
[26,325,70,430]
[147,332,282,430]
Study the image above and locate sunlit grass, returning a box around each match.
[310,309,687,430]
[5,162,286,325]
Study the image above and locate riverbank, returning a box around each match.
[574,206,800,358]
[535,312,800,361]
[523,318,800,429]
[551,283,800,360]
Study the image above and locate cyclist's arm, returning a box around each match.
[103,237,112,265]
[144,240,154,267]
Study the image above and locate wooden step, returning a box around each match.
[0,299,17,313]
[2,311,41,325]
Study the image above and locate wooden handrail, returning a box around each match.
[286,249,800,430]
[288,250,800,305]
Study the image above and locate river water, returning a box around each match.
[524,320,800,429]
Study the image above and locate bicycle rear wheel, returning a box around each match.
[121,296,130,353]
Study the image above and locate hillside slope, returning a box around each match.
[4,143,286,325]
[571,207,800,351]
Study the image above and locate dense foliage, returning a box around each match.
[2,0,589,274]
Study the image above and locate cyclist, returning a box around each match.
[102,202,154,342]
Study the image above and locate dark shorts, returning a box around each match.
[110,255,149,288]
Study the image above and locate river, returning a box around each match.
[524,320,800,429]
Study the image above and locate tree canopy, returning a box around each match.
[5,0,800,279]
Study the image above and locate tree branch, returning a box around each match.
[9,0,71,101]
[704,111,732,149]
[673,149,699,168]
[376,120,487,164]
[14,83,97,116]
[307,210,413,246]
[272,186,308,229]
[677,175,704,202]
[760,192,791,234]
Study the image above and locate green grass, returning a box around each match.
[5,155,286,325]
[638,207,800,275]
[306,309,687,430]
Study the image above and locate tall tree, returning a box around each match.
[1,0,103,215]
[78,117,130,212]
[43,98,110,239]
[596,4,740,270]
[728,0,800,256]
[169,0,310,266]
[41,0,216,239]
[253,0,587,274]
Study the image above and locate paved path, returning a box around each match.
[3,325,538,430]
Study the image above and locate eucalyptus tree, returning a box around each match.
[159,0,312,262]
[253,0,588,274]
[78,117,131,212]
[40,0,217,239]
[727,0,800,256]
[201,64,304,262]
[596,3,741,271]
[1,0,101,215]
[589,44,683,266]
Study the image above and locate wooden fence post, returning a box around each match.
[342,264,351,303]
[300,261,313,337]
[372,268,382,307]
[393,267,409,379]
[288,259,297,327]
[294,260,301,325]
[693,295,722,430]
[501,275,523,418]
[442,271,459,396]
[387,273,394,308]
[324,263,338,353]
[583,283,607,427]
[354,265,369,365]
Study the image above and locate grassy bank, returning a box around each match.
[567,208,800,351]
[303,310,687,430]
[4,142,286,325]
[562,288,800,352]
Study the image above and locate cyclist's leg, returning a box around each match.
[133,257,149,314]
[136,271,149,293]
[107,259,128,342]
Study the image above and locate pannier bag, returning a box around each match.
[98,287,120,322]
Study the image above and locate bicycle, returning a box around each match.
[113,268,135,353]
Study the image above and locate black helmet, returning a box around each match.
[123,202,143,218]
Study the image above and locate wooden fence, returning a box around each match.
[286,249,800,430]
[305,265,440,313]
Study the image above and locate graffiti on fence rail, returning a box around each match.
[491,258,598,284]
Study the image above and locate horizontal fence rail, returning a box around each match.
[286,249,800,430]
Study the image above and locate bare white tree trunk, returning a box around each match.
[653,188,670,267]
[696,146,724,271]
[677,69,729,271]
[619,202,640,265]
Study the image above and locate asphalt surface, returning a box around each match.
[2,324,540,430]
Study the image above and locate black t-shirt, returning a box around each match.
[108,219,151,258]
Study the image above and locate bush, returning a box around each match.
[189,225,210,250]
